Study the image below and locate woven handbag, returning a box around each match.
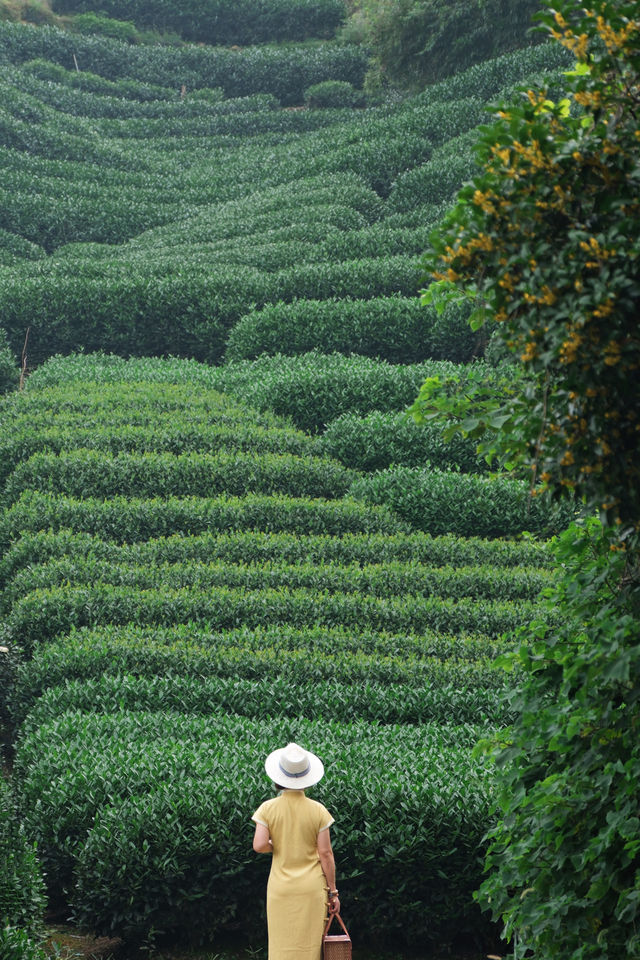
[323,912,352,960]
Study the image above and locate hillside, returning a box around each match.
[0,5,577,958]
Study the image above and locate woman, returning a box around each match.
[252,742,340,960]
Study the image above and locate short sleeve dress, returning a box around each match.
[252,789,335,960]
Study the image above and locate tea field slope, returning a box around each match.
[0,16,576,955]
[0,21,572,366]
[0,357,557,952]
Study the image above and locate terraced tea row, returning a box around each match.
[0,360,557,950]
[13,711,493,947]
[0,28,571,366]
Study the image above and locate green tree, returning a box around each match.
[413,2,640,956]
[343,0,541,90]
[414,0,640,534]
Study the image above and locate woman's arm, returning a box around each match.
[253,822,273,854]
[318,828,340,915]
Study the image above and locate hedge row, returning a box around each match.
[0,256,423,364]
[25,668,512,728]
[55,0,346,45]
[320,410,487,473]
[0,775,46,935]
[225,296,480,365]
[350,466,577,538]
[0,422,321,486]
[3,378,286,424]
[1,556,550,613]
[0,529,551,591]
[10,623,505,722]
[0,227,45,267]
[418,41,573,105]
[0,23,369,104]
[18,353,517,436]
[1,582,547,655]
[2,449,356,505]
[388,131,480,213]
[13,711,493,947]
[19,57,192,102]
[212,353,466,433]
[0,491,406,549]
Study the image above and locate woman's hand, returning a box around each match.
[328,895,340,916]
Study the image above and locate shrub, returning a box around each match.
[0,491,406,550]
[304,80,362,108]
[350,466,577,538]
[0,420,321,486]
[388,133,480,212]
[14,711,494,948]
[55,0,347,45]
[0,22,368,103]
[417,42,572,104]
[225,297,435,363]
[0,228,44,266]
[224,296,482,366]
[70,12,140,43]
[0,927,48,960]
[1,582,547,655]
[320,410,487,473]
[2,555,550,614]
[212,353,468,433]
[0,327,19,395]
[0,528,551,593]
[351,0,542,89]
[10,622,508,722]
[1,449,357,506]
[26,669,511,727]
[0,776,46,934]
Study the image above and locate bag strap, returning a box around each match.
[323,912,349,939]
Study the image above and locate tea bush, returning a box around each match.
[320,410,487,472]
[211,353,467,432]
[304,80,362,108]
[0,326,19,394]
[0,421,321,486]
[0,528,551,591]
[13,711,494,947]
[417,41,572,104]
[388,133,480,213]
[26,669,511,727]
[350,466,577,538]
[0,776,46,934]
[0,228,44,266]
[56,0,347,45]
[1,582,545,655]
[0,22,368,103]
[10,623,506,722]
[0,491,406,548]
[1,449,356,505]
[1,555,550,612]
[0,254,424,363]
[226,296,447,364]
[69,12,140,44]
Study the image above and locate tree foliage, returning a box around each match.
[414,0,640,534]
[413,3,640,957]
[478,521,640,959]
[343,0,541,90]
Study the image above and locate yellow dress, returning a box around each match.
[252,790,334,960]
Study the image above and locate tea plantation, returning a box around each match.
[0,6,576,958]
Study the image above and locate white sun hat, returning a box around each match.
[264,742,325,790]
